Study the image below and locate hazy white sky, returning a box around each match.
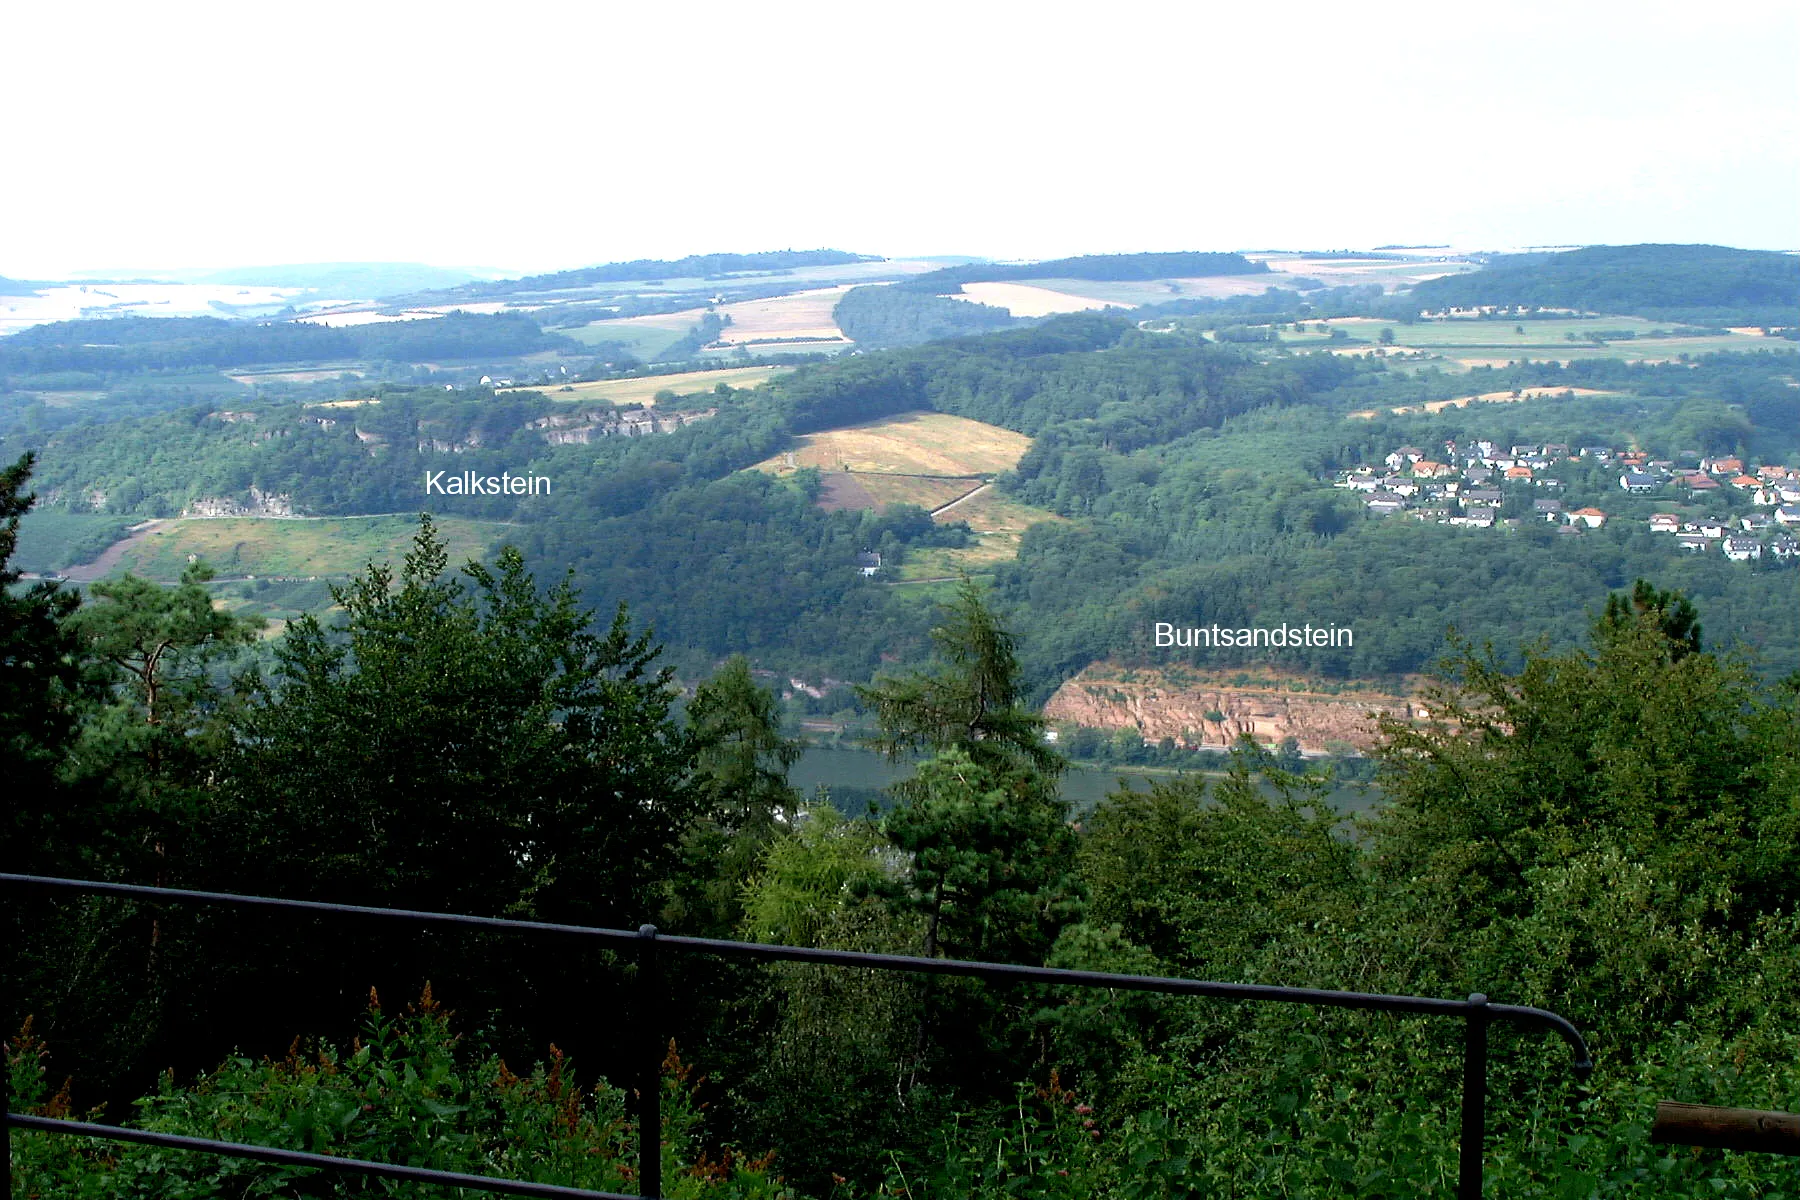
[4,0,1795,278]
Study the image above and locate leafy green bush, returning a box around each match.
[7,988,792,1199]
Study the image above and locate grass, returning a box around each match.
[887,487,1062,581]
[502,365,793,407]
[92,515,511,583]
[1269,316,1784,367]
[697,341,852,360]
[751,411,1033,477]
[559,322,688,360]
[934,487,1060,563]
[855,475,983,511]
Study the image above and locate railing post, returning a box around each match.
[4,901,12,1198]
[1459,993,1490,1200]
[636,924,662,1200]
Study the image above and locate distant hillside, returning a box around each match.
[0,274,39,296]
[907,251,1266,292]
[1407,244,1800,325]
[0,312,565,373]
[422,250,882,302]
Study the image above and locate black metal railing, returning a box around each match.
[2,872,1592,1199]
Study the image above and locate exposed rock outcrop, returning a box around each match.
[529,407,715,445]
[1043,664,1428,753]
[181,488,298,518]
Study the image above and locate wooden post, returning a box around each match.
[1651,1102,1800,1156]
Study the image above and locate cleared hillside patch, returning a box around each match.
[751,411,1032,477]
[501,365,792,406]
[749,410,1055,577]
[952,282,1124,316]
[856,475,984,511]
[74,515,509,583]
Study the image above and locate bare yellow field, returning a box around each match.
[856,475,984,511]
[953,282,1123,317]
[714,286,854,342]
[580,286,855,345]
[752,411,1033,477]
[501,365,792,406]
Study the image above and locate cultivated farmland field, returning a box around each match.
[559,322,689,359]
[1271,316,1781,367]
[571,286,857,354]
[953,282,1126,316]
[855,475,984,512]
[752,411,1032,477]
[712,286,854,343]
[501,365,793,406]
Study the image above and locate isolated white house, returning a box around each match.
[1722,536,1762,562]
[1566,507,1608,529]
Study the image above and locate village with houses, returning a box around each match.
[1334,439,1800,563]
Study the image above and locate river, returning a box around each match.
[789,745,1382,815]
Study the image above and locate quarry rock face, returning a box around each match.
[181,487,297,519]
[1043,664,1428,753]
[529,407,715,445]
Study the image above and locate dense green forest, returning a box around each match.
[7,478,1800,1195]
[833,284,1024,346]
[0,312,567,375]
[15,313,1800,685]
[1406,244,1800,326]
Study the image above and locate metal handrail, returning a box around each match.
[1,872,1592,1199]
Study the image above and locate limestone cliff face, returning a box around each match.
[1043,665,1428,753]
[181,487,297,519]
[529,407,715,445]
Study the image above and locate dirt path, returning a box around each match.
[62,520,167,582]
[930,484,990,518]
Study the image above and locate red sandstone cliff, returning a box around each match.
[1043,665,1428,753]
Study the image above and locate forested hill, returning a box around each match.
[409,249,881,302]
[832,285,1025,347]
[906,252,1264,292]
[1406,244,1800,325]
[21,311,1800,686]
[0,312,567,374]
